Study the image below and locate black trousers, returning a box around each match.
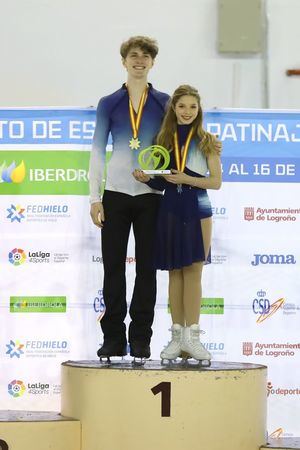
[101,190,160,345]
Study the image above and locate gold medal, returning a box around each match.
[128,86,148,149]
[129,137,141,150]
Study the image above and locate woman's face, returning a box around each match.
[174,95,199,125]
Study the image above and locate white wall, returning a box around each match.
[267,0,300,109]
[0,0,299,109]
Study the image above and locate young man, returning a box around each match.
[89,36,169,360]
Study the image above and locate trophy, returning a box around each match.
[138,145,171,175]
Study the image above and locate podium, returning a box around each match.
[0,411,80,450]
[61,360,267,450]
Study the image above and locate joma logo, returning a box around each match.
[251,254,296,266]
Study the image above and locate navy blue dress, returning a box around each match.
[147,124,212,270]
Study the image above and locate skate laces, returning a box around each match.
[163,327,181,349]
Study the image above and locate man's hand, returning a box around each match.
[90,201,105,228]
[214,139,222,156]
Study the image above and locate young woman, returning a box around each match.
[133,85,222,363]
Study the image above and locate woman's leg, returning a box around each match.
[182,261,203,326]
[182,216,212,325]
[168,269,184,325]
[200,216,213,261]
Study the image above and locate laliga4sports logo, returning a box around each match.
[8,248,51,266]
[9,248,26,266]
[0,160,26,183]
[8,379,26,397]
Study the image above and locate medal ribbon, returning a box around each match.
[174,127,194,171]
[128,87,148,139]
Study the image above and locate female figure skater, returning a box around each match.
[133,85,222,364]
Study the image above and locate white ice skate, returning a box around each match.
[181,324,211,367]
[160,324,183,365]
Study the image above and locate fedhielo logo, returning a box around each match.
[0,160,26,183]
[212,206,228,221]
[251,254,296,266]
[6,340,24,358]
[7,204,25,222]
[8,379,26,397]
[93,289,106,322]
[252,289,284,323]
[8,248,26,266]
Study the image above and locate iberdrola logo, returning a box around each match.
[0,161,26,183]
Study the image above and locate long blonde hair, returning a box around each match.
[156,85,216,156]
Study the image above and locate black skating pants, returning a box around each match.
[101,190,160,345]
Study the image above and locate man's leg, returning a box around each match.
[101,191,132,349]
[129,193,160,352]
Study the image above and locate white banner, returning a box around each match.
[1,107,300,439]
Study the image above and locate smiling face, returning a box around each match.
[122,46,154,80]
[174,95,199,125]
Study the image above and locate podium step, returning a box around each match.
[261,438,300,449]
[0,411,80,450]
[62,359,267,450]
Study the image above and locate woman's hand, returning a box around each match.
[132,169,150,183]
[164,169,192,185]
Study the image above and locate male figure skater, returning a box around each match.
[89,36,169,360]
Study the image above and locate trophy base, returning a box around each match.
[142,170,171,175]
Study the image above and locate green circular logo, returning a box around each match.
[138,145,170,170]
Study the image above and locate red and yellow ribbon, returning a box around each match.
[173,127,194,171]
[128,86,148,149]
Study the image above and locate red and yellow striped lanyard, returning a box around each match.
[173,127,194,171]
[128,86,148,149]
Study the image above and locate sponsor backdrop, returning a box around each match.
[1,108,300,438]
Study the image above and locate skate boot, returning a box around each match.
[97,340,127,364]
[181,324,211,366]
[160,324,183,365]
[130,341,150,365]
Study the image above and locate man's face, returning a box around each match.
[122,47,154,79]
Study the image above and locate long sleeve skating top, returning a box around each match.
[89,83,170,203]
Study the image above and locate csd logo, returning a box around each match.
[253,298,270,315]
[251,254,296,266]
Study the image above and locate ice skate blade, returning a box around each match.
[99,356,111,365]
[98,356,125,365]
[131,357,147,366]
[160,358,180,366]
[182,358,211,368]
